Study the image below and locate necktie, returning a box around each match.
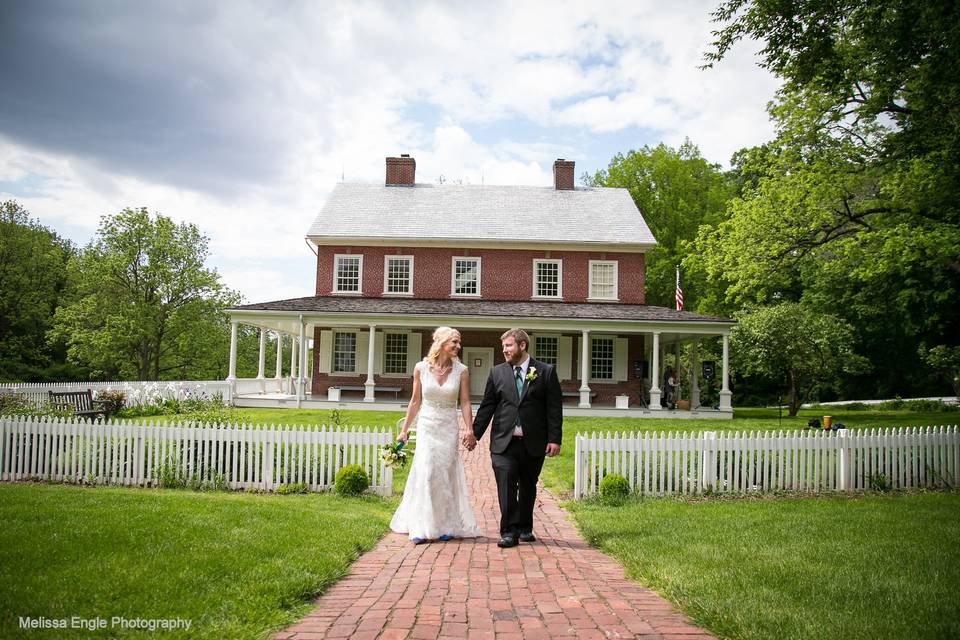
[515,366,524,397]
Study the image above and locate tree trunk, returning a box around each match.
[787,370,800,416]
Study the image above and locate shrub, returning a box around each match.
[95,389,126,416]
[334,464,369,496]
[0,392,34,416]
[276,483,309,495]
[599,473,631,502]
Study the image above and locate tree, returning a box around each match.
[694,0,960,398]
[0,200,83,381]
[731,303,869,415]
[585,141,734,309]
[51,208,241,380]
[919,344,960,398]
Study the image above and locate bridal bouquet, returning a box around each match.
[380,440,408,468]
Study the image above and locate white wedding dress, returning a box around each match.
[390,361,482,540]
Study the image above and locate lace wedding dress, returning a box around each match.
[390,360,482,540]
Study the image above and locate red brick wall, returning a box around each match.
[310,328,650,407]
[315,246,646,304]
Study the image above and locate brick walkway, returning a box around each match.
[275,423,715,640]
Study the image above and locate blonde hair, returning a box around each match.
[424,326,461,367]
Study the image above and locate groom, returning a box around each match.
[463,328,563,548]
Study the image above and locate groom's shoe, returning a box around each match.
[519,531,536,543]
[497,533,518,548]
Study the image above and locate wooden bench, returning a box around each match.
[562,390,598,400]
[335,385,403,398]
[48,389,107,421]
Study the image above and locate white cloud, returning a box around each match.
[1,0,781,302]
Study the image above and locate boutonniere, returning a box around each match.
[525,367,538,382]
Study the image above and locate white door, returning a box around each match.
[462,348,495,396]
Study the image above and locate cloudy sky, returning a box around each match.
[0,0,779,304]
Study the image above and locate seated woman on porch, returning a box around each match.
[662,366,676,409]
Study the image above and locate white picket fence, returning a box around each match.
[0,380,234,408]
[574,427,960,499]
[0,416,394,495]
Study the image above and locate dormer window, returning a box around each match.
[384,256,413,295]
[533,259,562,299]
[588,260,618,300]
[334,255,362,294]
[452,257,481,297]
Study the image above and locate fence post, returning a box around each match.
[574,433,583,500]
[837,429,850,491]
[702,431,717,492]
[262,432,274,491]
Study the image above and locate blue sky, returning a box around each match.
[0,0,779,303]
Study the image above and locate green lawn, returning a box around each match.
[0,483,395,639]
[2,405,955,639]
[570,491,960,640]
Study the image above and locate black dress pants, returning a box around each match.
[491,436,546,536]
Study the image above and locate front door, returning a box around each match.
[462,348,495,396]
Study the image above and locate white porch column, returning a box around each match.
[364,324,377,402]
[256,328,267,393]
[674,341,681,402]
[227,320,238,382]
[690,339,700,409]
[290,333,298,394]
[649,331,662,410]
[296,316,305,402]
[578,329,591,408]
[719,332,732,411]
[274,332,283,380]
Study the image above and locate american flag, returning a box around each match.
[675,266,683,311]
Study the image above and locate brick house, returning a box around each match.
[227,155,734,416]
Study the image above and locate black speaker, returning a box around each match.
[701,361,716,379]
[633,360,648,378]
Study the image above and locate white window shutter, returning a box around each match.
[374,331,384,374]
[558,336,572,381]
[406,331,422,374]
[356,331,369,374]
[319,331,332,374]
[615,337,628,381]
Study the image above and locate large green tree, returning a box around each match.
[692,0,960,398]
[731,302,869,415]
[51,208,240,380]
[0,200,83,381]
[585,141,734,308]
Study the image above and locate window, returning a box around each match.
[591,337,615,380]
[452,257,480,296]
[533,260,562,298]
[589,260,617,300]
[383,333,408,374]
[332,331,357,373]
[534,335,558,366]
[384,256,413,295]
[334,255,362,294]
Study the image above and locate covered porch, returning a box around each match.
[226,296,736,418]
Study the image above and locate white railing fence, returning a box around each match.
[574,427,959,499]
[0,381,234,409]
[0,416,393,495]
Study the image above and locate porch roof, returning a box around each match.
[230,296,733,338]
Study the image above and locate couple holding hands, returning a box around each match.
[390,327,563,548]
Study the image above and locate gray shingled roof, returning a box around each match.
[307,183,657,247]
[232,296,732,324]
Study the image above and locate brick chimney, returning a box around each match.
[553,158,575,190]
[386,154,416,186]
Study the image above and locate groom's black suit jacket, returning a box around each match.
[472,357,563,456]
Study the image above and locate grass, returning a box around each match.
[4,405,954,639]
[570,491,960,640]
[0,483,396,639]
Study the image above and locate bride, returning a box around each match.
[390,326,482,544]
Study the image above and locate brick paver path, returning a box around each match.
[276,422,715,640]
